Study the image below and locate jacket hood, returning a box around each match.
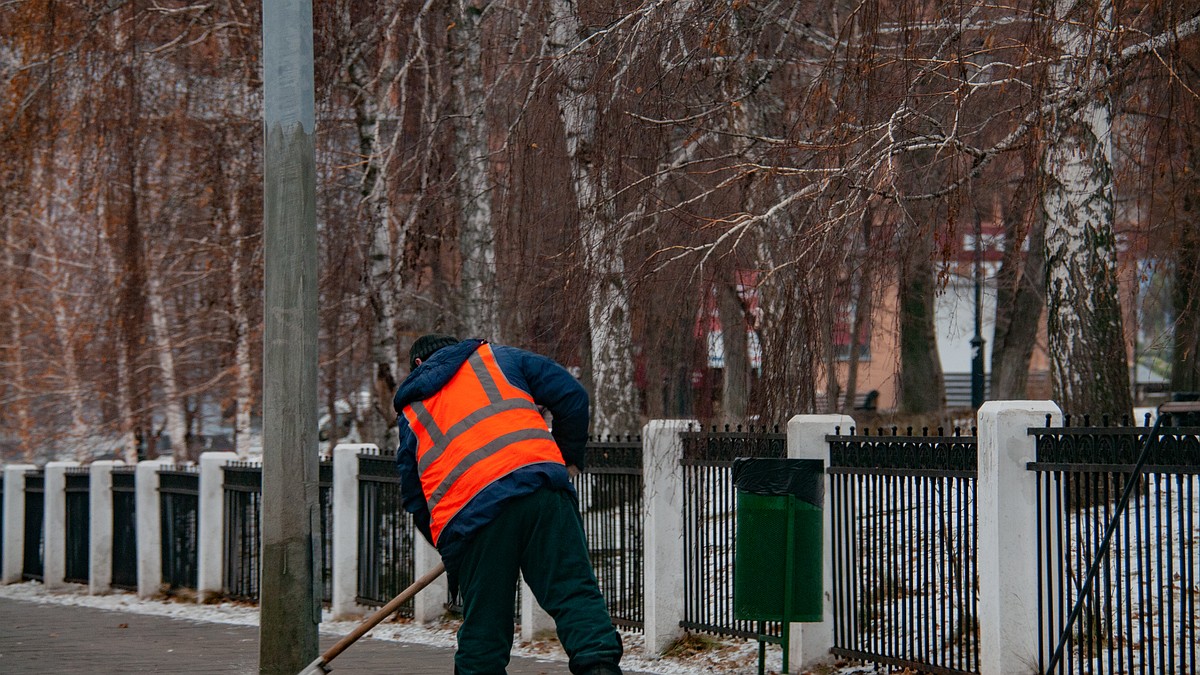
[393,339,484,411]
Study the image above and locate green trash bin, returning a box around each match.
[733,457,824,673]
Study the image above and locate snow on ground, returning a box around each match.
[0,581,888,674]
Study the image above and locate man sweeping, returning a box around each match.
[394,334,624,675]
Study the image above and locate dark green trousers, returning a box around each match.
[454,488,623,675]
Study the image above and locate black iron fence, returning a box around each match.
[221,460,333,603]
[1030,415,1200,675]
[356,449,415,613]
[827,426,980,675]
[319,460,333,603]
[575,436,644,631]
[222,462,261,600]
[23,470,44,581]
[680,425,787,640]
[159,466,199,591]
[111,466,138,590]
[64,467,90,584]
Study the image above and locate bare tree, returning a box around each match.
[547,0,638,436]
[449,0,500,339]
[1040,0,1131,416]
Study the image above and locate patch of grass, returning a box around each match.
[661,632,723,659]
[159,585,197,603]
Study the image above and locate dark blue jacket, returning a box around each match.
[393,339,588,575]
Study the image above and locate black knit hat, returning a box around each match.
[409,333,459,370]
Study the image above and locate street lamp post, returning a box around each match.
[971,211,986,409]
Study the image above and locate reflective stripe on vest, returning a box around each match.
[402,344,564,545]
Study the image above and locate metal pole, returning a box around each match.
[260,1,319,672]
[971,210,986,409]
[782,494,795,675]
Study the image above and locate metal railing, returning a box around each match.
[64,467,90,584]
[1030,414,1200,675]
[827,426,979,675]
[159,466,200,591]
[319,460,333,603]
[221,460,333,603]
[222,462,261,600]
[23,470,44,581]
[356,449,415,613]
[111,467,138,590]
[680,425,787,640]
[576,436,644,630]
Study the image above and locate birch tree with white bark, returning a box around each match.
[547,0,638,437]
[1040,0,1132,416]
[449,0,500,340]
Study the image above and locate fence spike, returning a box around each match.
[891,426,898,436]
[736,424,742,432]
[1083,414,1091,427]
[1144,412,1152,427]
[1102,414,1110,427]
[906,426,913,436]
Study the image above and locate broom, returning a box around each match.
[298,562,446,675]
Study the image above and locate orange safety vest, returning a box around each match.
[401,344,564,545]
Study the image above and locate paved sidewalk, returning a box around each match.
[0,597,647,674]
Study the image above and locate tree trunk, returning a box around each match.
[3,222,34,461]
[548,0,638,437]
[450,0,499,340]
[823,300,841,414]
[717,279,750,423]
[42,208,90,457]
[147,269,189,461]
[224,164,257,457]
[1171,223,1200,392]
[843,254,874,414]
[898,223,945,414]
[346,19,404,452]
[105,5,148,461]
[1041,0,1132,416]
[990,174,1046,400]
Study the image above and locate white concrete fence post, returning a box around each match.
[331,443,374,620]
[977,400,1061,675]
[520,573,555,640]
[136,458,174,599]
[198,452,240,602]
[44,461,81,590]
[89,460,124,594]
[643,418,696,656]
[412,534,447,623]
[2,464,37,584]
[786,414,854,672]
